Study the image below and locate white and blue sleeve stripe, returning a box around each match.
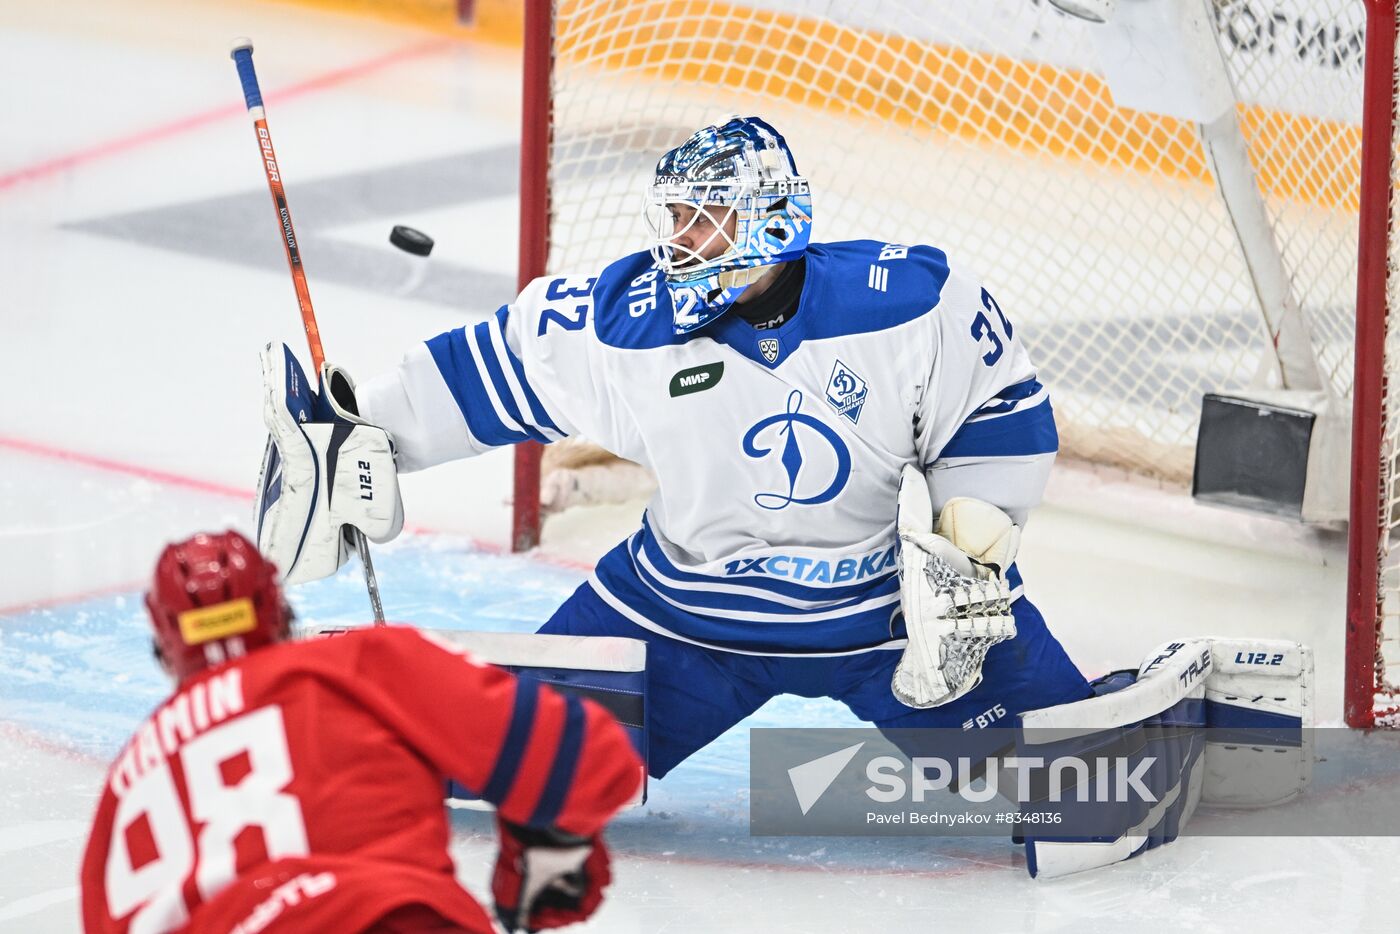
[924,379,1057,526]
[490,308,563,437]
[426,308,566,450]
[936,379,1058,461]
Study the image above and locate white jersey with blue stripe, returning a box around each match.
[359,240,1057,655]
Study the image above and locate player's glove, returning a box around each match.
[491,819,612,933]
[892,464,1019,709]
[255,343,403,585]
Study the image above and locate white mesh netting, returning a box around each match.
[544,0,1365,481]
[536,0,1393,707]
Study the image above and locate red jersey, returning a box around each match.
[79,625,643,934]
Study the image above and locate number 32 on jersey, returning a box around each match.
[971,288,1013,366]
[537,277,598,336]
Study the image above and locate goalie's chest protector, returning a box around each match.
[580,242,949,565]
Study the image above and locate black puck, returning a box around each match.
[389,225,434,257]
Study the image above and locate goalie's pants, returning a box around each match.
[537,582,1090,779]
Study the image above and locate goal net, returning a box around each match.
[513,0,1399,725]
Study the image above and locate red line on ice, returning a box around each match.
[0,434,594,616]
[0,579,146,619]
[0,436,250,499]
[0,720,107,768]
[0,37,454,192]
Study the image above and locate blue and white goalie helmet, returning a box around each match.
[645,116,813,333]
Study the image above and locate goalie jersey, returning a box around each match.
[360,241,1057,656]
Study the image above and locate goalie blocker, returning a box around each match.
[1015,637,1312,879]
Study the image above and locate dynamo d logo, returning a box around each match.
[825,359,868,425]
[742,390,851,511]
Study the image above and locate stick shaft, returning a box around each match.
[231,43,326,370]
[231,40,383,624]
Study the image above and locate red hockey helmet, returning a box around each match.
[144,530,290,680]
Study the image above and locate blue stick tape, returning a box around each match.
[230,45,263,111]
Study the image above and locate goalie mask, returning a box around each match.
[145,530,291,681]
[645,116,813,333]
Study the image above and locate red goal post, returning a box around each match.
[513,0,1399,726]
[1346,0,1398,729]
[513,0,552,554]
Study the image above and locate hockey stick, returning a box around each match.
[230,38,386,625]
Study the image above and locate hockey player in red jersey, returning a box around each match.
[79,530,643,934]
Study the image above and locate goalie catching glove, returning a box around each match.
[255,343,403,585]
[892,464,1019,709]
[492,818,613,933]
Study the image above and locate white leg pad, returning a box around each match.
[1019,637,1313,879]
[1201,638,1312,808]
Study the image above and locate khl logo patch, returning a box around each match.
[759,337,781,364]
[741,390,851,510]
[825,359,868,424]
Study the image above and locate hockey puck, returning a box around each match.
[389,225,434,257]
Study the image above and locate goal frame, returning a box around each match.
[513,0,553,552]
[512,0,1400,727]
[1344,0,1398,729]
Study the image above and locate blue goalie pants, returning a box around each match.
[538,582,1091,778]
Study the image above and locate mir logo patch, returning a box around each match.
[669,362,724,397]
[825,359,869,424]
